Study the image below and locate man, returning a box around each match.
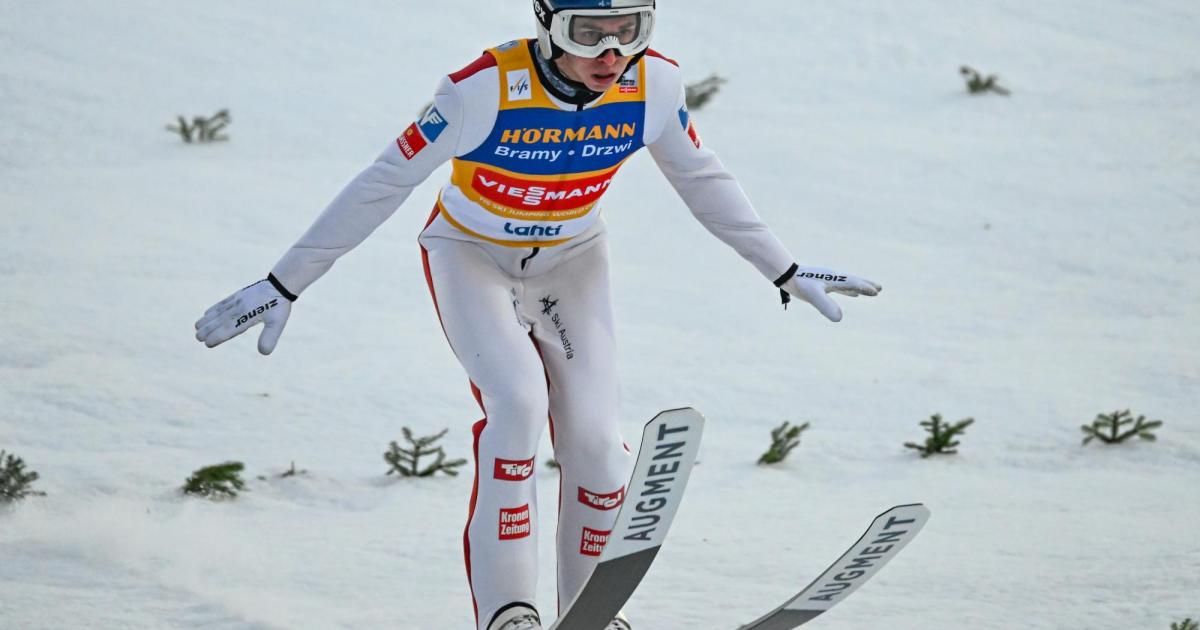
[194,1,881,628]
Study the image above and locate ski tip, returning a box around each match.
[647,407,706,427]
[877,503,931,522]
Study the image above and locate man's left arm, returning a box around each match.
[644,61,880,321]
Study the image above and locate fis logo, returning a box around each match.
[418,106,448,142]
[499,504,532,540]
[235,299,278,328]
[396,123,428,160]
[494,457,534,481]
[507,69,532,101]
[579,527,610,557]
[578,486,624,511]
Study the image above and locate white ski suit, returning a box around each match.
[268,39,796,629]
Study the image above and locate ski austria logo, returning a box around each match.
[499,504,532,540]
[577,486,624,511]
[579,527,610,557]
[494,457,534,481]
[418,106,448,143]
[507,69,532,101]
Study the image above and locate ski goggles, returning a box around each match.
[547,7,655,58]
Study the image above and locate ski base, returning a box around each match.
[547,407,705,630]
[737,503,931,629]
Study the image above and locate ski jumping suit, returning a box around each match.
[268,39,796,630]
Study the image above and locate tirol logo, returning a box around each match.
[579,527,610,557]
[474,167,615,211]
[507,69,532,101]
[578,486,624,511]
[499,504,532,540]
[494,457,534,481]
[396,123,428,160]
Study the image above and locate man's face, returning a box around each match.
[553,14,638,92]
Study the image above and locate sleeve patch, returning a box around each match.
[686,120,701,149]
[678,105,689,130]
[418,106,449,142]
[396,123,428,160]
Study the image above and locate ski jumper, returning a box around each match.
[268,39,796,630]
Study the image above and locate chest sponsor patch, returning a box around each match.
[473,166,616,212]
[396,123,428,160]
[494,457,534,481]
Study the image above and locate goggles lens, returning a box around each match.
[568,12,646,48]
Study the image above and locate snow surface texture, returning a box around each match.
[2,1,1198,628]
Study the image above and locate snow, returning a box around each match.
[2,1,1198,628]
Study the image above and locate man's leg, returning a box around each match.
[422,235,550,630]
[524,237,632,612]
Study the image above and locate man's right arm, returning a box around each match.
[268,76,465,297]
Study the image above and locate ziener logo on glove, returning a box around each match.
[235,299,279,328]
[797,272,847,282]
[577,486,624,511]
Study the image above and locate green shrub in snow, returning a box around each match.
[904,414,974,458]
[757,421,810,465]
[685,74,727,110]
[384,428,467,478]
[182,461,246,499]
[1171,618,1197,630]
[166,109,231,143]
[1,450,46,502]
[1081,409,1162,445]
[959,65,1011,96]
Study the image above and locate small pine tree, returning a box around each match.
[1081,410,1163,445]
[182,461,246,499]
[166,109,231,143]
[545,458,560,470]
[685,74,728,110]
[384,428,468,477]
[0,450,46,502]
[1172,619,1198,630]
[758,421,810,465]
[959,66,1011,96]
[905,414,975,458]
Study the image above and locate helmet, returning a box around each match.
[533,0,656,60]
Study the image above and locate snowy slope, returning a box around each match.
[2,1,1198,628]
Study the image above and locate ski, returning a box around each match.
[547,407,705,630]
[736,503,931,630]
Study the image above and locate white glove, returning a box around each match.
[776,264,881,322]
[194,277,294,355]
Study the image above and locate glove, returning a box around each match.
[775,264,881,322]
[194,275,295,355]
